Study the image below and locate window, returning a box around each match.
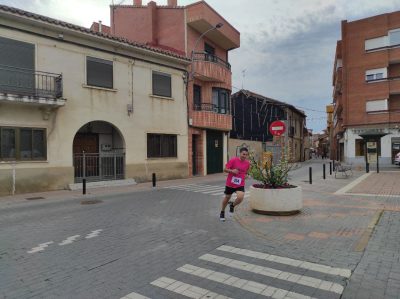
[147,134,177,158]
[193,84,202,110]
[355,139,365,157]
[365,36,388,51]
[0,37,35,94]
[389,29,400,46]
[365,68,387,82]
[212,88,230,114]
[204,43,215,55]
[0,127,46,161]
[152,71,171,98]
[366,99,388,113]
[86,56,113,89]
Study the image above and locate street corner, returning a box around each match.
[233,195,383,252]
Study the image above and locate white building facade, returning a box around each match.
[0,6,190,195]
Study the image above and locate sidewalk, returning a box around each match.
[234,167,400,299]
[0,173,228,204]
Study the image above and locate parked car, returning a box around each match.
[395,152,400,165]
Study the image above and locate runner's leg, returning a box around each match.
[233,191,245,207]
[221,194,232,211]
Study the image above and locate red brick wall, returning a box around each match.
[111,5,185,53]
[341,11,400,127]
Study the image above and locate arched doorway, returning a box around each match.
[73,121,125,182]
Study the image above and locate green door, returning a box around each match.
[207,130,223,174]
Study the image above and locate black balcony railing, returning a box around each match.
[192,52,231,70]
[0,64,63,99]
[194,102,230,114]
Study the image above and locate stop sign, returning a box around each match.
[269,120,286,136]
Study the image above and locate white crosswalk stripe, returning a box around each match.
[120,245,350,299]
[151,277,232,299]
[120,292,151,299]
[217,245,352,278]
[199,253,344,294]
[165,183,250,198]
[177,264,317,299]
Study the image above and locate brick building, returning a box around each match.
[332,11,400,165]
[92,0,240,175]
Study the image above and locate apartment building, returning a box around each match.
[0,5,189,195]
[229,90,307,163]
[92,0,240,175]
[332,11,400,165]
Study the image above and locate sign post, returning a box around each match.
[270,120,287,160]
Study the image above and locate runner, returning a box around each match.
[220,147,250,221]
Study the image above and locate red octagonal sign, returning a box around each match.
[269,120,286,136]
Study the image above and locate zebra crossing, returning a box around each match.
[120,245,351,299]
[165,184,250,198]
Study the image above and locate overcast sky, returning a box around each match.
[2,0,400,132]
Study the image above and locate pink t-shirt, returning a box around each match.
[225,157,250,188]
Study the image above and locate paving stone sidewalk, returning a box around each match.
[235,167,400,299]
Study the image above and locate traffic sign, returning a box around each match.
[269,120,286,136]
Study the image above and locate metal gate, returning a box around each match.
[73,152,125,183]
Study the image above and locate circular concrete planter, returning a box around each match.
[249,185,302,215]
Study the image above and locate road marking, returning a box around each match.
[164,184,251,199]
[27,241,53,254]
[85,229,103,239]
[210,192,225,196]
[334,172,372,195]
[217,245,351,278]
[199,254,344,294]
[58,235,81,246]
[177,264,317,299]
[150,276,232,299]
[120,292,151,299]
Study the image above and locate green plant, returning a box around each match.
[249,151,293,188]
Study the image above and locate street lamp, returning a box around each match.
[190,22,223,79]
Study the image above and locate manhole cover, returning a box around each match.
[26,197,45,200]
[80,200,102,205]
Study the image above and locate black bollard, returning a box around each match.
[309,167,312,184]
[329,162,332,175]
[152,173,156,187]
[323,164,326,180]
[82,178,86,195]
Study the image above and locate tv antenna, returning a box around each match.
[241,69,246,89]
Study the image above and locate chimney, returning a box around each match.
[167,0,177,7]
[148,1,158,45]
[98,20,102,33]
[134,0,142,5]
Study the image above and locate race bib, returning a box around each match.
[231,176,242,185]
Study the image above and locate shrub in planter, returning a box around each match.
[248,151,302,215]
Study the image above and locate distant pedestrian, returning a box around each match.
[220,147,250,221]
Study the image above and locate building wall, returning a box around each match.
[344,128,400,165]
[112,6,186,54]
[0,23,188,195]
[343,13,400,126]
[228,139,263,162]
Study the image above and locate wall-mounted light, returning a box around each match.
[127,104,133,116]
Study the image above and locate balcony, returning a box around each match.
[192,52,231,83]
[0,65,65,107]
[186,1,240,50]
[191,103,232,131]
